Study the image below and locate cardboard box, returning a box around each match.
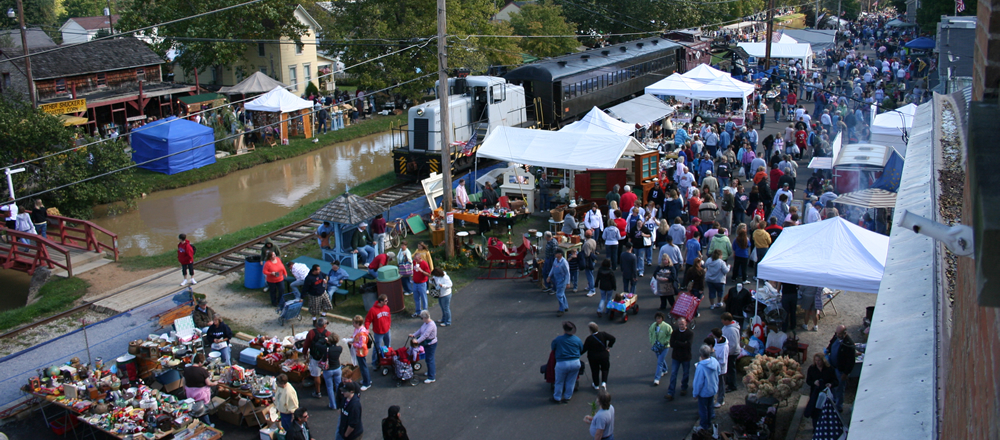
[259,426,279,440]
[163,378,185,393]
[256,355,281,374]
[205,397,227,415]
[216,407,242,427]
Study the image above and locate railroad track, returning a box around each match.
[193,182,425,275]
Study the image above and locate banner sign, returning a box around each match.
[40,98,86,115]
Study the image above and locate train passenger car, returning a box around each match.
[503,36,683,129]
[391,75,527,180]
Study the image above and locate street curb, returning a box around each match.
[785,394,810,440]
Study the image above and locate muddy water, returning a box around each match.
[92,132,396,257]
[0,271,32,311]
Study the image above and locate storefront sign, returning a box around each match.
[40,98,87,115]
[126,115,148,122]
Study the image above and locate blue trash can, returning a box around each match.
[244,255,266,289]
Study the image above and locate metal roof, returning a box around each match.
[504,36,681,83]
[846,98,940,440]
[834,143,895,168]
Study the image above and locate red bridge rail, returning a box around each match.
[48,214,120,261]
[0,228,73,277]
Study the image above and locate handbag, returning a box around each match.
[651,341,666,354]
[750,249,758,263]
[398,261,413,277]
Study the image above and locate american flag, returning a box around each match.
[957,0,965,12]
[813,393,846,440]
[451,129,478,157]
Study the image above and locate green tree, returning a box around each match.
[116,0,308,74]
[917,0,975,33]
[0,95,141,218]
[59,0,103,21]
[0,0,57,26]
[321,0,520,101]
[509,1,579,58]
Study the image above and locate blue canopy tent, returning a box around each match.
[904,37,936,50]
[131,116,216,175]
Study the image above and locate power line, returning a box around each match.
[5,38,434,170]
[9,72,437,204]
[3,0,267,63]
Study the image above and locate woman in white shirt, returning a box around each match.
[431,269,453,326]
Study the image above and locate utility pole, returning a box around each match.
[13,0,35,107]
[764,0,775,69]
[837,0,842,31]
[437,0,454,259]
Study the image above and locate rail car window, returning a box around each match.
[560,54,678,101]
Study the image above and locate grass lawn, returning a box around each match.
[775,13,806,29]
[133,113,405,194]
[119,172,398,271]
[711,51,730,65]
[0,277,90,332]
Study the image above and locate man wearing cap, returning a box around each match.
[316,221,335,247]
[351,223,376,267]
[366,251,395,278]
[804,199,822,224]
[192,298,216,329]
[773,182,793,208]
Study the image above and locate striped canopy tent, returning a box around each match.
[834,188,898,208]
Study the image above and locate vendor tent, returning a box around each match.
[645,72,706,98]
[606,94,674,128]
[886,19,917,28]
[684,64,729,83]
[560,106,636,136]
[903,36,935,50]
[478,126,646,170]
[737,42,814,69]
[131,116,216,175]
[219,71,288,95]
[871,103,917,156]
[757,217,889,293]
[244,86,313,113]
[779,29,837,51]
[834,188,897,208]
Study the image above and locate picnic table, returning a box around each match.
[292,256,372,293]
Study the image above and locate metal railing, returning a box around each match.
[47,214,120,262]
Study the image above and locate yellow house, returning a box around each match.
[175,4,334,93]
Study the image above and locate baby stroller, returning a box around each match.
[380,339,424,387]
[276,293,303,326]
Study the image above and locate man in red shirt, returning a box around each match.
[411,254,431,317]
[620,185,638,215]
[366,251,395,278]
[785,91,797,122]
[364,294,392,366]
[263,251,287,306]
[178,233,196,287]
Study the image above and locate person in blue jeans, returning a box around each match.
[665,317,693,401]
[410,310,438,384]
[321,333,344,410]
[692,345,721,433]
[551,321,583,403]
[542,232,558,292]
[595,259,616,317]
[547,250,570,316]
[619,242,637,294]
[650,312,673,385]
[431,268,453,326]
[602,220,621,271]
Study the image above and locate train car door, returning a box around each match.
[473,86,489,122]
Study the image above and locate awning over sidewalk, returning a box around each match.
[478,126,646,171]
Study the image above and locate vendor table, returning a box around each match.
[292,256,371,293]
[32,392,180,440]
[558,242,582,254]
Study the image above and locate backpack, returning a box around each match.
[190,244,197,256]
[310,330,329,361]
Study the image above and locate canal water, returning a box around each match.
[92,131,396,257]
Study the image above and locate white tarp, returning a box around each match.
[738,42,814,69]
[606,94,675,128]
[646,72,753,100]
[477,126,645,171]
[244,86,313,113]
[777,33,799,44]
[219,71,288,95]
[684,64,729,83]
[780,29,838,52]
[757,217,889,293]
[560,106,636,136]
[871,104,917,156]
[645,73,706,98]
[834,143,895,168]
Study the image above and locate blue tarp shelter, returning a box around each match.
[131,116,216,175]
[904,37,935,50]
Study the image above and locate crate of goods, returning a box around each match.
[256,354,283,374]
[240,348,262,366]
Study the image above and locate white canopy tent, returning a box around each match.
[737,42,814,69]
[477,126,646,171]
[606,94,675,128]
[560,106,636,136]
[871,103,917,156]
[757,217,889,293]
[244,86,314,113]
[684,64,730,83]
[219,71,288,95]
[645,72,708,98]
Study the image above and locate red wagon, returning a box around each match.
[670,292,702,329]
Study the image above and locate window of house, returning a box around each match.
[295,43,303,55]
[3,72,12,89]
[303,63,311,85]
[258,43,265,57]
[55,79,66,93]
[136,68,145,82]
[289,66,298,90]
[260,66,267,75]
[96,72,106,87]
